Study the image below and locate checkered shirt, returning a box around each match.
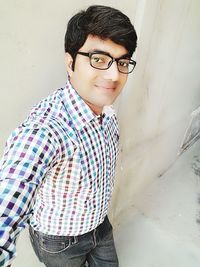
[0,79,119,266]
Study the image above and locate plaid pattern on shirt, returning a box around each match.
[0,79,119,266]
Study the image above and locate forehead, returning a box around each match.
[80,34,128,58]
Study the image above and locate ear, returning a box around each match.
[65,53,74,77]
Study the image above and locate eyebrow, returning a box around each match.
[89,49,131,59]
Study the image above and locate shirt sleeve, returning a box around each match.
[0,125,58,267]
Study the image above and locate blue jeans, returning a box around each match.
[29,216,119,267]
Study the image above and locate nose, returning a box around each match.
[103,61,119,81]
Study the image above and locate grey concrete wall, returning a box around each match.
[112,0,200,213]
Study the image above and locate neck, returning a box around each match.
[84,100,103,115]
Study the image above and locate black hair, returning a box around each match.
[64,5,137,70]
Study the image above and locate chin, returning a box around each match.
[101,100,114,107]
[91,97,116,109]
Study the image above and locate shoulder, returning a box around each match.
[21,87,72,136]
[26,87,66,122]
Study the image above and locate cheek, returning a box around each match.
[119,75,128,89]
[76,65,96,84]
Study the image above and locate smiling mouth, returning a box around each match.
[95,84,116,90]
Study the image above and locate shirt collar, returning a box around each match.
[63,79,116,131]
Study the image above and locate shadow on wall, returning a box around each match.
[192,155,200,225]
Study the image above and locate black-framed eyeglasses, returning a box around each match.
[77,51,136,74]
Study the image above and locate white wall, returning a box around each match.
[111,0,200,216]
[1,0,200,266]
[0,0,137,154]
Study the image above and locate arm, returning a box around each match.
[0,125,58,266]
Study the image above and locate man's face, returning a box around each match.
[66,35,129,115]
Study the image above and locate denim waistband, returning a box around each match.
[30,215,111,243]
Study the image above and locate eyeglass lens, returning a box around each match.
[90,54,135,73]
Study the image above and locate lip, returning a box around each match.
[95,84,115,90]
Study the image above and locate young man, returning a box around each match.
[0,5,137,267]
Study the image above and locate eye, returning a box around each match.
[90,54,110,69]
[91,55,104,63]
[118,60,129,68]
[91,54,106,64]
